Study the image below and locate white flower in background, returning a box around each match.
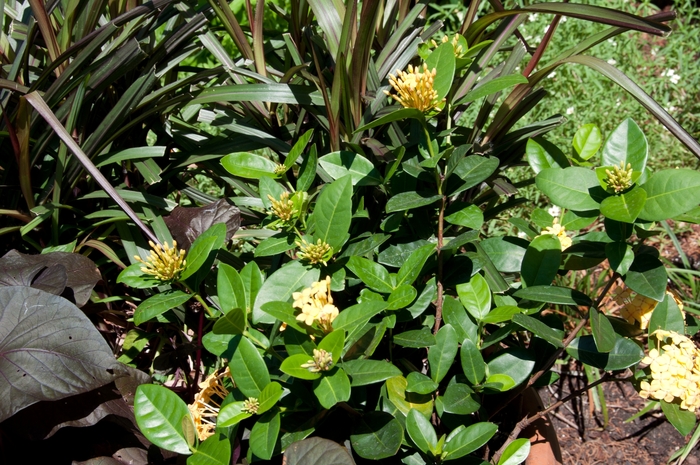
[608,39,617,46]
[615,99,621,107]
[560,16,567,22]
[651,48,657,56]
[533,35,542,43]
[566,107,575,115]
[517,231,528,239]
[548,205,562,217]
[662,69,680,85]
[528,13,539,22]
[607,58,617,65]
[549,71,556,78]
[667,106,677,113]
[544,25,550,34]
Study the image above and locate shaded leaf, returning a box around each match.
[163,199,240,250]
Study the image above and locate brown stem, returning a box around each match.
[191,308,205,403]
[491,373,629,464]
[433,194,446,335]
[488,272,619,421]
[522,6,566,78]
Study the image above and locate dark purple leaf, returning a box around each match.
[163,199,241,250]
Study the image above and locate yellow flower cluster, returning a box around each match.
[605,161,634,193]
[540,217,572,250]
[431,34,464,57]
[639,330,700,412]
[268,192,296,222]
[301,348,334,373]
[134,240,186,282]
[296,238,333,266]
[612,287,684,330]
[188,367,231,441]
[384,63,441,113]
[293,276,339,332]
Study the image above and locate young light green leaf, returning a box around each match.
[221,152,279,179]
[442,422,497,460]
[497,438,531,465]
[639,169,700,221]
[456,273,491,321]
[460,338,486,385]
[280,353,323,380]
[217,263,245,313]
[406,409,438,455]
[428,325,458,384]
[572,123,602,160]
[134,385,192,455]
[134,291,191,326]
[600,186,646,223]
[258,381,283,415]
[535,167,601,211]
[313,367,351,409]
[602,118,648,173]
[425,42,456,100]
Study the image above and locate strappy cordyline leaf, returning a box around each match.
[190,84,325,106]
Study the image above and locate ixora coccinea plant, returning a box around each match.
[4,0,700,464]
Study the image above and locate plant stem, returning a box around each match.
[491,373,628,464]
[192,308,205,402]
[192,293,215,318]
[433,194,446,335]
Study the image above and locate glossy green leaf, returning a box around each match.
[456,273,491,321]
[342,359,402,386]
[426,42,456,100]
[134,385,191,455]
[254,234,296,257]
[249,409,280,460]
[253,261,319,324]
[396,243,436,287]
[386,191,442,213]
[406,409,438,455]
[319,151,382,186]
[180,223,226,281]
[350,411,403,460]
[134,291,191,325]
[497,438,531,465]
[605,242,635,275]
[460,74,528,104]
[193,84,324,105]
[526,137,569,174]
[566,336,643,370]
[347,256,393,293]
[221,152,279,179]
[487,348,536,389]
[661,400,696,436]
[639,169,700,221]
[312,175,353,249]
[213,307,246,335]
[480,237,528,273]
[387,285,417,310]
[484,374,516,392]
[600,187,646,223]
[648,292,685,335]
[406,371,439,395]
[280,353,322,380]
[117,263,162,289]
[590,307,616,353]
[217,263,245,313]
[442,422,497,460]
[297,143,318,192]
[188,433,231,465]
[229,336,270,398]
[261,302,306,333]
[258,381,283,415]
[460,338,486,385]
[602,118,647,173]
[521,234,562,288]
[332,300,387,335]
[318,329,345,365]
[445,204,484,229]
[512,314,564,348]
[442,383,480,415]
[355,108,426,133]
[443,296,478,344]
[284,129,314,171]
[450,156,499,196]
[514,285,593,307]
[573,124,602,160]
[536,167,601,211]
[313,367,351,409]
[393,328,436,348]
[428,325,458,384]
[623,253,667,301]
[217,401,252,428]
[481,306,522,324]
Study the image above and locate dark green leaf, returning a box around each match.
[460,338,486,385]
[442,422,497,460]
[189,433,231,465]
[217,263,245,313]
[566,336,643,370]
[254,234,296,257]
[624,253,667,301]
[342,359,402,386]
[590,307,617,353]
[253,261,319,324]
[229,336,270,397]
[249,409,280,460]
[261,301,306,333]
[313,367,351,408]
[312,175,353,250]
[526,137,569,174]
[512,314,564,348]
[442,383,480,415]
[639,169,700,221]
[661,401,696,436]
[443,296,478,345]
[386,191,442,213]
[393,328,436,348]
[521,235,562,288]
[297,143,318,192]
[445,204,484,229]
[347,256,394,293]
[355,108,426,133]
[180,223,226,281]
[319,151,382,186]
[480,237,528,273]
[514,286,593,307]
[134,385,191,455]
[133,291,191,326]
[456,273,491,321]
[606,242,635,275]
[487,348,536,390]
[213,307,246,335]
[280,353,322,380]
[428,325,458,384]
[648,292,685,335]
[600,187,646,223]
[396,243,436,287]
[459,74,528,104]
[332,300,387,336]
[406,371,439,394]
[449,156,499,196]
[350,412,403,460]
[193,84,324,106]
[284,437,355,465]
[387,285,417,310]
